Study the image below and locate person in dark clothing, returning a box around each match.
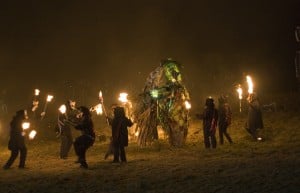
[73,106,95,169]
[108,106,133,163]
[202,98,218,149]
[56,100,78,159]
[218,95,233,145]
[3,109,29,169]
[246,93,264,141]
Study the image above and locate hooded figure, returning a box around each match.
[218,95,233,144]
[202,98,218,149]
[246,93,264,140]
[109,106,133,163]
[3,110,28,169]
[56,100,78,159]
[73,106,95,168]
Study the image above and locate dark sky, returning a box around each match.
[0,0,300,108]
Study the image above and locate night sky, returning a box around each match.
[0,0,300,109]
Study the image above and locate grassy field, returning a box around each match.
[0,111,299,193]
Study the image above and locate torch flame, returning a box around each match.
[59,104,67,114]
[184,100,191,110]
[246,75,253,94]
[95,104,103,115]
[22,122,30,130]
[47,95,54,102]
[29,130,37,140]
[99,91,104,104]
[118,92,128,103]
[35,89,40,96]
[236,85,243,99]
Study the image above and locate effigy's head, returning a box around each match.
[160,58,182,83]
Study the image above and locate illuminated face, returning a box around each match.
[69,100,76,109]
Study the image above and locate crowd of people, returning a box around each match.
[2,101,134,170]
[201,93,264,149]
[2,91,264,170]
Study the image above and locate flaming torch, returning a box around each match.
[98,91,110,125]
[236,84,243,112]
[246,75,254,94]
[21,121,31,137]
[184,100,191,127]
[41,95,54,120]
[118,92,128,103]
[118,92,133,118]
[99,91,107,117]
[95,104,103,115]
[59,104,67,114]
[90,92,105,116]
[34,89,40,97]
[90,104,103,115]
[22,122,30,130]
[32,89,40,112]
[29,130,37,140]
[57,104,67,137]
[184,100,191,110]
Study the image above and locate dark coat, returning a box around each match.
[75,118,95,140]
[248,99,264,130]
[8,112,26,150]
[203,106,218,134]
[111,117,133,147]
[218,103,232,127]
[56,114,72,136]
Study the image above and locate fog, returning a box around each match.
[0,0,299,113]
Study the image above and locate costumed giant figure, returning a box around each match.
[134,58,190,147]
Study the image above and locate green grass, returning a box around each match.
[0,111,299,193]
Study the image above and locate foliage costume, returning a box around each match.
[134,59,190,147]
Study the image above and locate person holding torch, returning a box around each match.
[245,75,264,141]
[3,109,29,169]
[108,106,133,163]
[246,93,264,141]
[56,100,77,159]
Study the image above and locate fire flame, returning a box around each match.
[29,130,37,140]
[90,104,103,115]
[184,101,191,110]
[47,95,54,102]
[35,89,40,96]
[118,92,128,103]
[59,104,67,114]
[236,85,243,99]
[246,75,253,94]
[22,122,30,130]
[95,104,103,115]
